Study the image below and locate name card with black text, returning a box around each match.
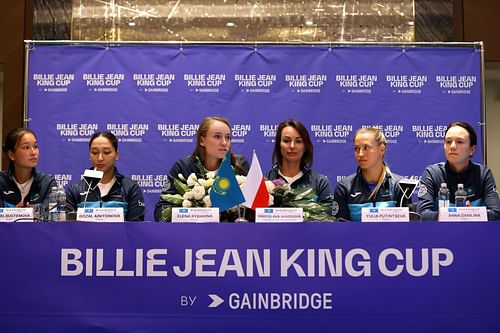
[172,207,219,223]
[255,208,303,222]
[76,207,124,222]
[362,207,410,222]
[439,207,488,222]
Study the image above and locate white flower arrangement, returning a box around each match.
[161,168,248,221]
[160,170,332,222]
[161,172,216,209]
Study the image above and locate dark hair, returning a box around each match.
[2,127,37,154]
[89,132,118,151]
[272,119,313,168]
[2,128,38,169]
[191,116,246,173]
[445,121,477,147]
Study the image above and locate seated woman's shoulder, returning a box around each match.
[169,155,198,172]
[389,172,404,181]
[35,171,57,184]
[311,169,328,179]
[338,173,356,185]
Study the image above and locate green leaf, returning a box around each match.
[160,194,183,205]
[292,187,315,201]
[173,178,190,195]
[160,207,172,222]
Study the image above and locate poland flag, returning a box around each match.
[242,151,269,209]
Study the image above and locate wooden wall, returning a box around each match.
[0,0,32,168]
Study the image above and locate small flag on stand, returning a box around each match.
[242,151,269,209]
[210,151,245,212]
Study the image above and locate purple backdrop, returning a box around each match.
[26,44,483,220]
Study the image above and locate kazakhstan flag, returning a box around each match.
[210,151,245,212]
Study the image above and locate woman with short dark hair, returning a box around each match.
[417,121,500,220]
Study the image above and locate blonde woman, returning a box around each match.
[332,127,405,221]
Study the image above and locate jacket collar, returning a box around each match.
[7,166,40,182]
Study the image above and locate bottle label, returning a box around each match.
[58,211,66,222]
[438,200,449,208]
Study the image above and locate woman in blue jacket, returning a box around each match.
[417,121,500,220]
[333,127,405,221]
[266,119,333,208]
[66,131,145,221]
[0,127,56,211]
[154,116,248,221]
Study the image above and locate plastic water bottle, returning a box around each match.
[48,186,58,221]
[455,183,467,207]
[48,185,66,221]
[438,183,449,208]
[55,185,67,221]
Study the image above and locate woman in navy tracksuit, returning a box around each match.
[333,127,405,222]
[417,121,500,221]
[154,116,248,222]
[0,128,56,211]
[265,119,333,209]
[66,132,145,221]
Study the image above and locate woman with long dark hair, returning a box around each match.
[266,119,333,206]
[0,127,56,208]
[66,131,145,221]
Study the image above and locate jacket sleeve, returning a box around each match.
[154,160,185,221]
[65,183,81,214]
[316,174,334,205]
[483,168,500,221]
[332,180,351,221]
[416,167,439,221]
[0,178,7,207]
[125,181,145,221]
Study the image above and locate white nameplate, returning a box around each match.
[255,208,304,223]
[172,207,219,223]
[76,207,124,222]
[361,207,410,222]
[438,206,488,222]
[0,208,34,222]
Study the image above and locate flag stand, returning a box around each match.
[234,205,248,222]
